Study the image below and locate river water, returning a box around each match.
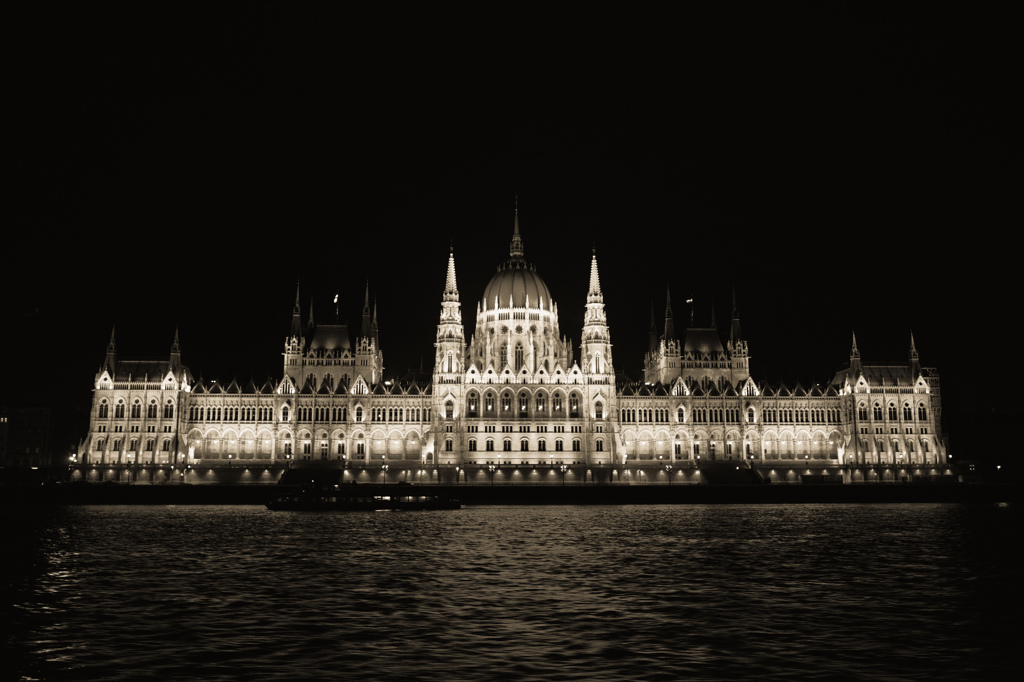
[3,503,1018,681]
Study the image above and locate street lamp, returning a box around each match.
[559,464,568,486]
[488,464,496,486]
[664,463,673,485]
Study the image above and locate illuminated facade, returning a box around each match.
[79,209,947,484]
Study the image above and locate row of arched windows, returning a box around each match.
[466,438,592,452]
[98,399,173,420]
[858,402,928,421]
[463,390,584,418]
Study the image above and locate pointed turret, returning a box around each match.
[850,331,862,376]
[361,280,372,339]
[729,287,742,347]
[587,247,603,302]
[444,246,459,302]
[581,248,613,377]
[103,326,117,373]
[289,280,303,342]
[909,331,920,376]
[170,327,181,373]
[664,287,675,341]
[649,302,658,354]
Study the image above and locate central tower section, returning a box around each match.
[468,206,568,373]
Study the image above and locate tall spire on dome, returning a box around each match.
[510,196,524,260]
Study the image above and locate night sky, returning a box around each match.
[7,7,1009,453]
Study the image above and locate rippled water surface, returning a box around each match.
[3,503,1019,680]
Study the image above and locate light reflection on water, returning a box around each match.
[3,503,1018,681]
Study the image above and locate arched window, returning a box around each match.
[114,401,125,419]
[569,393,580,417]
[164,401,174,419]
[888,404,897,420]
[131,402,141,419]
[468,392,479,417]
[503,439,512,452]
[677,406,684,422]
[572,439,581,452]
[596,439,603,451]
[918,404,928,420]
[873,403,882,420]
[502,393,512,412]
[520,439,529,451]
[468,439,477,451]
[555,439,563,451]
[282,406,290,421]
[514,343,524,371]
[903,404,912,420]
[98,401,109,418]
[485,393,495,413]
[445,400,454,419]
[445,439,453,452]
[486,439,494,452]
[595,401,603,419]
[519,392,529,415]
[354,406,362,422]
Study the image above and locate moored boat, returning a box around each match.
[267,482,460,511]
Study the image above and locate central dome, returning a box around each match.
[482,260,552,310]
[480,205,554,311]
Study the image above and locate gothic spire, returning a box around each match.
[444,246,460,301]
[103,325,117,373]
[850,330,862,375]
[290,280,303,341]
[361,280,372,339]
[664,286,675,341]
[649,301,658,354]
[587,248,603,301]
[909,331,920,375]
[730,286,742,346]
[170,326,181,371]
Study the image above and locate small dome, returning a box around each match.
[482,261,552,310]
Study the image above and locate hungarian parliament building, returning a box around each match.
[78,211,948,485]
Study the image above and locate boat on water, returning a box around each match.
[267,482,461,511]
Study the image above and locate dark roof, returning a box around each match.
[682,327,725,355]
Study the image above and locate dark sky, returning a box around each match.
[7,7,1010,448]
